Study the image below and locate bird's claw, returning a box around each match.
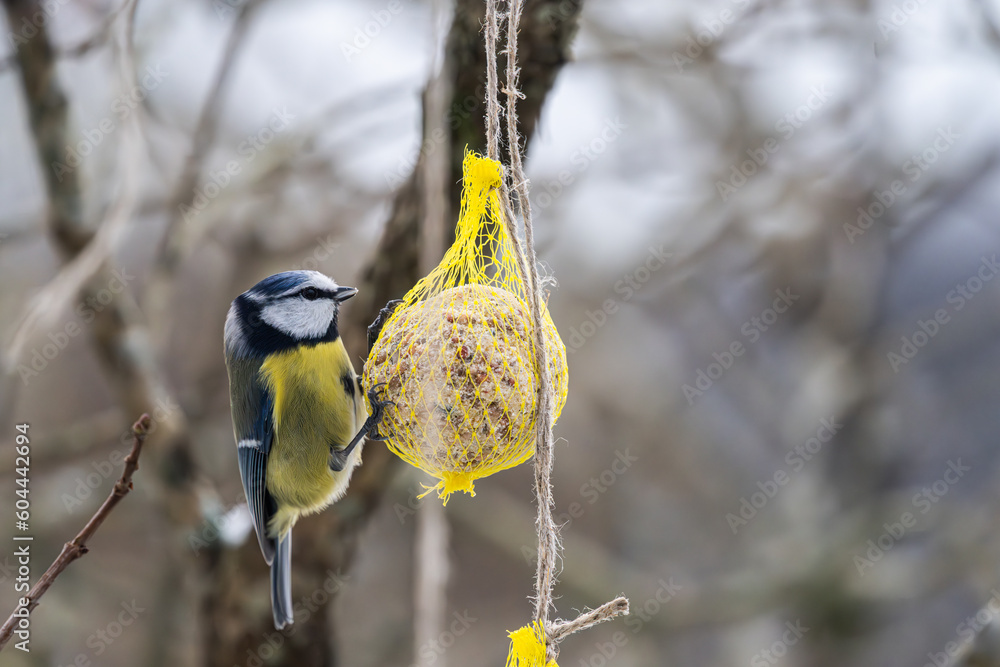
[365,383,394,441]
[329,383,394,471]
[367,299,404,352]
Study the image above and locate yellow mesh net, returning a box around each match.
[362,150,569,502]
[506,622,557,667]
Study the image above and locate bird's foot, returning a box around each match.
[367,299,404,351]
[364,383,394,441]
[329,384,394,471]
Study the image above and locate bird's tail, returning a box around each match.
[271,532,294,629]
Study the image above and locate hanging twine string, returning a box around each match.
[499,0,557,639]
[487,1,630,663]
[484,0,503,161]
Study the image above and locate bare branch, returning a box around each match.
[154,0,265,272]
[60,0,134,59]
[413,0,453,661]
[0,414,152,652]
[0,0,146,428]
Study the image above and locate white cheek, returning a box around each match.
[260,300,335,339]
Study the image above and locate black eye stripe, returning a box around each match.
[278,286,337,300]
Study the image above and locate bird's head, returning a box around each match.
[225,270,357,358]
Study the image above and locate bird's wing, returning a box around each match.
[229,355,277,564]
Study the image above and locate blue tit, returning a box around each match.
[224,270,388,629]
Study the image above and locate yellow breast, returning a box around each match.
[259,339,364,529]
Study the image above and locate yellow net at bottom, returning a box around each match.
[506,622,558,667]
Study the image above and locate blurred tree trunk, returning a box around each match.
[202,1,583,665]
[2,3,210,666]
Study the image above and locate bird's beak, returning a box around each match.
[333,286,358,302]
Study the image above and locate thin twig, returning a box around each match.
[0,414,152,652]
[63,0,134,59]
[155,0,265,271]
[419,0,452,280]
